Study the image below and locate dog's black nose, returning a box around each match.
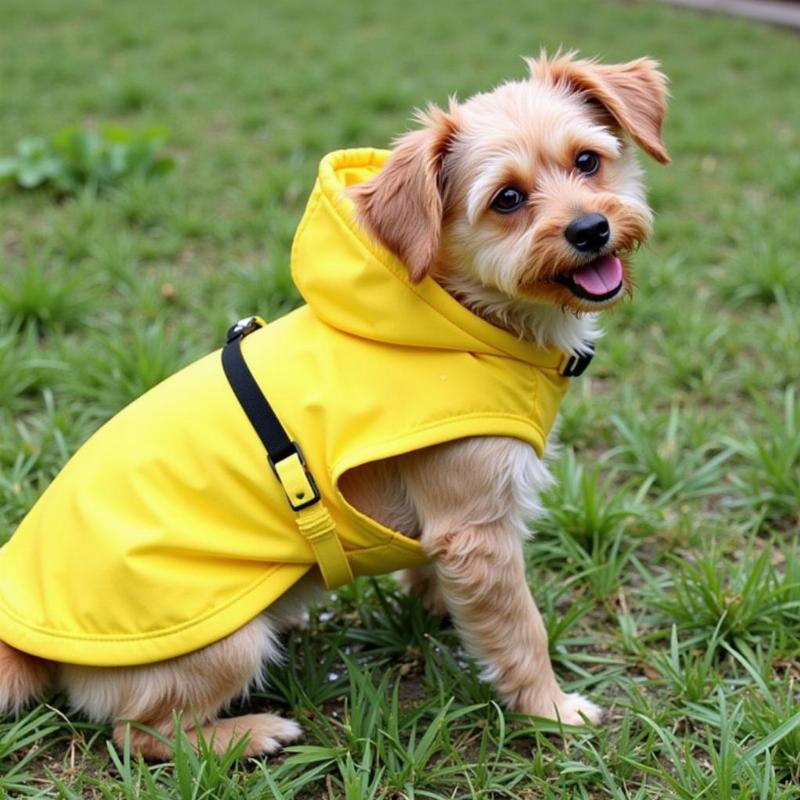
[565,214,610,253]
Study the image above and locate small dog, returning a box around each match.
[0,52,668,759]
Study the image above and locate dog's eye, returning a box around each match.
[490,186,526,214]
[575,151,601,176]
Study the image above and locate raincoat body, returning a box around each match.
[0,149,573,667]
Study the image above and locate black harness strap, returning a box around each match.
[222,322,294,463]
[221,316,320,511]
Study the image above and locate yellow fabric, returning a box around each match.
[270,445,353,589]
[295,503,353,590]
[0,148,572,667]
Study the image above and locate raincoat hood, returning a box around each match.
[292,148,565,370]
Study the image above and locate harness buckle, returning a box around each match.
[560,343,595,377]
[268,442,322,511]
[226,315,266,344]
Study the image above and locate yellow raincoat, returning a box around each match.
[0,149,576,667]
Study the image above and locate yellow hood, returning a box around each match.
[292,149,565,370]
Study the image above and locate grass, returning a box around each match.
[1,0,799,795]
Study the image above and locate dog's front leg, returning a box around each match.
[426,519,600,724]
[399,438,601,725]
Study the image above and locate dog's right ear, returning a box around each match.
[527,52,670,165]
[349,103,459,283]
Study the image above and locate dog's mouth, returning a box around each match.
[554,254,624,303]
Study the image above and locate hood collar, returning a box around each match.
[291,149,566,371]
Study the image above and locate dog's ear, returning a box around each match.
[528,52,670,165]
[349,103,459,282]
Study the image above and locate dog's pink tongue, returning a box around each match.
[571,255,623,296]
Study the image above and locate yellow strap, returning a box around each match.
[296,502,354,589]
[273,453,353,589]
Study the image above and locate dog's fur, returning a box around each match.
[0,52,668,758]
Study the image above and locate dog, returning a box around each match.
[0,51,668,759]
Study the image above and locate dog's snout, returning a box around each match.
[564,214,610,253]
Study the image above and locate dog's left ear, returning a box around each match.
[349,102,459,282]
[529,53,670,164]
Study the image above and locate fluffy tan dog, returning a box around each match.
[0,52,668,759]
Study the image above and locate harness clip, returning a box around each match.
[226,315,266,344]
[560,342,595,378]
[269,442,322,511]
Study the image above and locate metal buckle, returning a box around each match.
[560,343,595,377]
[226,316,265,344]
[268,442,322,511]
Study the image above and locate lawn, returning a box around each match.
[1,0,799,796]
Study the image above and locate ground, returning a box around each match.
[0,0,799,797]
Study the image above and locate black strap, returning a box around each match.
[221,317,322,510]
[221,334,295,463]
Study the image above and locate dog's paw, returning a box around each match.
[548,692,603,726]
[517,689,602,726]
[239,714,303,756]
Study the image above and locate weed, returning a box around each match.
[0,707,61,796]
[0,322,58,407]
[62,319,198,421]
[646,624,724,702]
[0,125,174,195]
[641,543,798,644]
[538,448,654,549]
[724,387,800,525]
[0,257,97,333]
[609,404,733,504]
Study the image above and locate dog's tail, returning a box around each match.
[0,640,53,715]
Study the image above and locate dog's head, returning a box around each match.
[351,52,669,316]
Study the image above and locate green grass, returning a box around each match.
[1,0,799,795]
